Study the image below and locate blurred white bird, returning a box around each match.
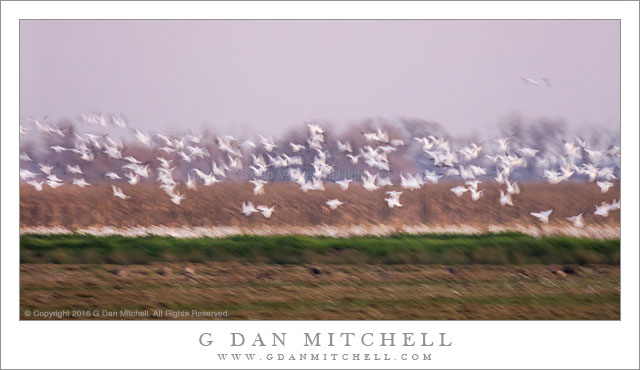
[424,170,441,184]
[469,188,484,201]
[384,196,403,208]
[186,174,197,190]
[594,202,611,217]
[384,190,403,208]
[517,148,539,158]
[72,178,90,188]
[105,172,121,180]
[46,180,64,189]
[336,179,352,191]
[337,140,353,153]
[596,181,613,193]
[400,173,423,190]
[289,143,305,152]
[125,172,139,185]
[257,205,275,218]
[20,152,32,162]
[376,176,393,187]
[241,201,258,217]
[50,145,67,153]
[20,169,38,180]
[499,190,514,206]
[326,199,344,210]
[362,171,379,191]
[27,179,44,191]
[170,192,185,205]
[346,154,360,165]
[450,186,468,197]
[609,199,620,211]
[112,185,129,199]
[249,179,267,195]
[566,213,584,228]
[506,180,520,195]
[134,129,152,146]
[39,163,54,176]
[258,135,277,152]
[530,209,553,223]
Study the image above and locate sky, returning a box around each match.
[19,20,620,137]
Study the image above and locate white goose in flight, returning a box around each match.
[250,163,267,177]
[400,173,423,190]
[112,185,129,199]
[521,77,551,87]
[517,147,539,158]
[193,169,220,186]
[249,179,267,195]
[72,178,90,188]
[257,205,275,218]
[326,199,344,210]
[289,143,305,152]
[39,163,54,176]
[50,145,68,153]
[241,201,258,217]
[47,174,62,183]
[20,151,32,162]
[505,179,520,195]
[499,190,514,206]
[465,179,481,191]
[134,129,152,147]
[495,137,510,152]
[20,169,37,180]
[594,202,611,217]
[609,199,620,211]
[67,164,83,175]
[469,188,484,201]
[336,179,352,191]
[384,196,402,208]
[46,179,64,189]
[361,171,379,191]
[362,131,379,142]
[337,140,353,153]
[27,179,44,191]
[170,192,185,205]
[596,181,613,193]
[258,134,277,152]
[105,172,121,180]
[376,176,393,187]
[424,170,441,184]
[125,172,140,185]
[530,209,553,224]
[543,170,563,185]
[386,190,403,198]
[384,191,403,208]
[450,186,468,197]
[346,153,360,165]
[566,213,584,228]
[186,174,197,190]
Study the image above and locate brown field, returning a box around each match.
[20,181,620,232]
[20,263,620,320]
[20,181,620,320]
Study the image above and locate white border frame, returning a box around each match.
[2,2,638,369]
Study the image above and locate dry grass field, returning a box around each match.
[20,263,620,320]
[20,181,620,232]
[19,181,620,320]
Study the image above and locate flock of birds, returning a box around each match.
[19,113,621,227]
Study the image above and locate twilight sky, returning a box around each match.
[20,20,620,136]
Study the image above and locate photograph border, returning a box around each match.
[2,2,638,369]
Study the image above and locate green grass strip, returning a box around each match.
[20,232,620,265]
